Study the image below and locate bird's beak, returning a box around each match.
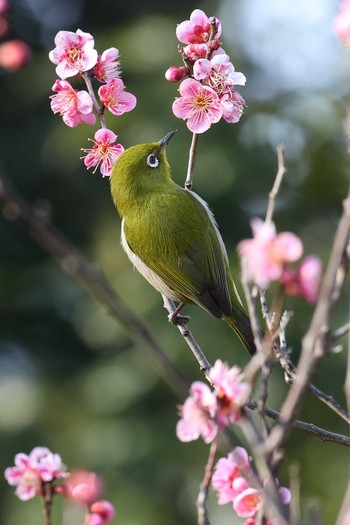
[158,130,177,151]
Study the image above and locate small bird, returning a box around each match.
[110,131,256,355]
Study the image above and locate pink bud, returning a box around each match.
[165,65,188,82]
[208,38,221,51]
[0,39,31,71]
[86,514,104,525]
[89,500,116,522]
[67,470,104,505]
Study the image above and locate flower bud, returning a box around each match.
[0,40,31,71]
[89,500,116,522]
[165,65,188,82]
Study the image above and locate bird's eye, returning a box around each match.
[146,154,159,168]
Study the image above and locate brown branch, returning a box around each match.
[265,143,287,223]
[197,439,217,525]
[262,189,350,461]
[185,132,199,190]
[0,169,188,397]
[41,482,52,525]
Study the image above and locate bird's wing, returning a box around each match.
[123,188,233,318]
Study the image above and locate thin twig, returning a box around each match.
[162,295,211,373]
[197,439,217,525]
[41,482,52,525]
[0,170,188,397]
[185,132,199,190]
[333,322,350,340]
[262,189,350,461]
[247,400,350,447]
[265,144,287,223]
[81,72,107,128]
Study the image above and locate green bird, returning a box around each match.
[110,131,256,355]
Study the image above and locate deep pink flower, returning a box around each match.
[238,219,303,289]
[281,255,322,303]
[209,360,250,427]
[50,79,96,127]
[4,447,68,501]
[98,78,137,116]
[172,78,222,133]
[0,39,31,71]
[176,381,218,443]
[89,500,116,522]
[183,43,208,61]
[212,447,252,504]
[334,0,350,46]
[93,47,120,82]
[67,469,103,505]
[81,128,124,177]
[176,9,222,44]
[49,29,98,79]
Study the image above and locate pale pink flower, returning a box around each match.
[67,469,103,505]
[81,128,124,177]
[0,39,31,71]
[220,90,246,124]
[212,447,252,504]
[334,0,350,46]
[4,447,68,501]
[50,79,96,127]
[176,9,222,44]
[209,360,250,426]
[98,78,137,116]
[238,219,303,289]
[165,65,188,82]
[233,487,262,518]
[89,500,116,522]
[172,78,222,133]
[176,381,218,443]
[193,50,246,92]
[49,29,98,79]
[183,43,208,61]
[93,47,120,82]
[281,255,322,303]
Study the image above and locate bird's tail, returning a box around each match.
[223,305,256,356]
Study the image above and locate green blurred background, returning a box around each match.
[0,0,349,523]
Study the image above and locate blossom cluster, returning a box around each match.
[176,360,250,443]
[165,9,246,133]
[238,219,322,302]
[5,447,115,525]
[0,0,31,72]
[212,447,291,524]
[49,29,137,176]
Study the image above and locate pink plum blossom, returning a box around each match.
[233,487,262,518]
[81,128,124,177]
[176,9,222,44]
[49,29,98,79]
[212,447,252,504]
[238,219,304,289]
[176,381,218,443]
[193,50,246,92]
[67,469,103,505]
[281,255,322,303]
[4,447,68,501]
[334,0,350,46]
[220,90,245,123]
[93,47,120,82]
[50,79,96,127]
[172,78,222,133]
[0,39,31,71]
[208,360,250,426]
[98,78,137,116]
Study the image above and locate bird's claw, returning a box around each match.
[168,312,191,325]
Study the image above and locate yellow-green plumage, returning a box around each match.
[110,131,256,355]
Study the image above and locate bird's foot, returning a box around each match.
[167,311,191,325]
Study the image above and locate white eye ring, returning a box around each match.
[147,154,159,168]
